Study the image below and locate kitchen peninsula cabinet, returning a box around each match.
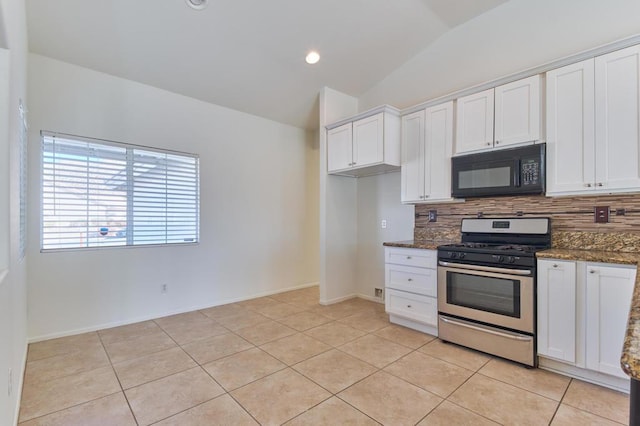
[537,258,636,390]
[401,101,454,203]
[326,106,400,177]
[546,44,640,196]
[455,75,541,155]
[384,247,437,335]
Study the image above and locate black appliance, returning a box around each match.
[451,143,545,198]
[437,217,551,367]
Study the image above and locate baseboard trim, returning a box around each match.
[356,293,384,304]
[319,293,357,305]
[28,281,319,343]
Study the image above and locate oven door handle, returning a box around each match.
[439,315,532,342]
[438,261,532,276]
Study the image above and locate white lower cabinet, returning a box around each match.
[384,247,438,335]
[537,259,636,390]
[585,264,636,379]
[537,260,577,363]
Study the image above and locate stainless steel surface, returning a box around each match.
[438,261,532,276]
[439,315,532,341]
[438,314,536,366]
[460,217,550,235]
[437,264,535,333]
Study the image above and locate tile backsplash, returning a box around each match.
[414,193,640,252]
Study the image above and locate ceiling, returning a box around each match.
[25,0,507,129]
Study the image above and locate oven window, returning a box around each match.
[458,166,511,189]
[446,271,521,318]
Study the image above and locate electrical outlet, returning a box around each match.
[374,288,383,298]
[161,284,168,294]
[428,210,437,222]
[594,206,609,223]
[381,220,387,229]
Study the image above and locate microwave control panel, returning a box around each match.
[521,159,540,186]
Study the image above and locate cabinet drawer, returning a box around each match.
[385,289,437,326]
[385,247,436,268]
[385,264,436,297]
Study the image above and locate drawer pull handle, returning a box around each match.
[553,264,558,268]
[407,305,412,308]
[407,278,413,282]
[406,256,412,259]
[590,270,596,274]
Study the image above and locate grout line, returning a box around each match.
[96,331,140,426]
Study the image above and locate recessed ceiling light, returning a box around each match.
[305,51,320,65]
[186,0,208,10]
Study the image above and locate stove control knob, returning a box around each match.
[497,255,505,262]
[449,252,458,259]
[507,256,516,264]
[459,252,466,259]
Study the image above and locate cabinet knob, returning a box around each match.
[407,278,413,282]
[553,264,558,268]
[407,305,412,308]
[589,270,596,274]
[406,256,412,259]
[495,140,500,145]
[486,142,491,146]
[352,162,357,165]
[585,183,592,188]
[597,183,603,187]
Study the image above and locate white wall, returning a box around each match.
[27,54,319,340]
[318,87,359,304]
[0,0,28,424]
[360,0,640,110]
[356,172,413,299]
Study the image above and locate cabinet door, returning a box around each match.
[595,45,640,191]
[455,88,494,154]
[537,259,577,363]
[401,110,426,203]
[425,101,454,201]
[585,263,636,379]
[546,59,596,195]
[494,75,541,147]
[353,112,384,168]
[327,123,353,172]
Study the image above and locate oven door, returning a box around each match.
[437,261,534,333]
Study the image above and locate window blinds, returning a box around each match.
[41,132,199,250]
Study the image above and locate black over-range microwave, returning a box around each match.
[451,143,545,198]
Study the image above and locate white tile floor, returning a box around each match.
[19,286,630,425]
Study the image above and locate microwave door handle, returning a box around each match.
[514,160,521,187]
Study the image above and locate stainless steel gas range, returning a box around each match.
[437,217,551,367]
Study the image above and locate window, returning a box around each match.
[41,132,199,250]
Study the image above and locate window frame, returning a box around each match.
[40,131,200,252]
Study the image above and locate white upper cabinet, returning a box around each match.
[547,44,640,196]
[352,112,384,167]
[546,59,596,194]
[326,106,400,177]
[327,122,353,172]
[455,75,541,155]
[455,88,494,154]
[595,45,640,192]
[494,75,541,147]
[401,110,425,203]
[401,101,454,203]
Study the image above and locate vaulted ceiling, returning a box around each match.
[25,0,507,129]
